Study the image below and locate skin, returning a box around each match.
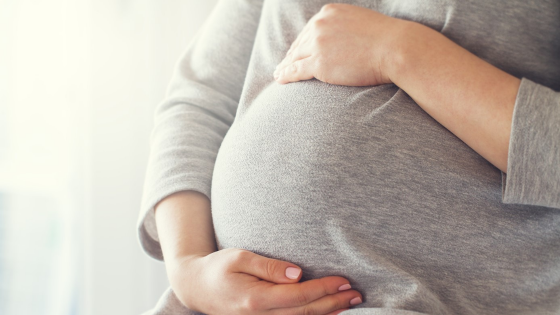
[156,3,521,313]
[156,191,363,315]
[274,3,521,173]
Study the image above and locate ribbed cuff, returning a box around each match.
[502,77,560,209]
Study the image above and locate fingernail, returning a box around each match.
[350,297,362,305]
[274,71,279,79]
[338,284,351,291]
[285,267,301,279]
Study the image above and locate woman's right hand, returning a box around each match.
[167,248,363,315]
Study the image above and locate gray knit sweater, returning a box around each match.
[138,0,560,314]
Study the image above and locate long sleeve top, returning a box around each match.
[138,0,560,314]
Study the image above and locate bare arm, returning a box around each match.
[387,22,521,173]
[154,190,217,263]
[274,3,521,173]
[154,191,363,314]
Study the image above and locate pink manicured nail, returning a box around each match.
[338,284,351,291]
[285,267,301,279]
[350,297,362,305]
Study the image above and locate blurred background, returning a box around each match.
[0,0,218,314]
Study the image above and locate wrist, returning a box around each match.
[383,20,442,86]
[165,253,207,310]
[165,251,211,270]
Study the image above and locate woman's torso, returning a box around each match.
[211,1,560,314]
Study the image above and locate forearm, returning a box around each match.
[387,22,521,173]
[154,190,217,262]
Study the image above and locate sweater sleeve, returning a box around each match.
[502,77,560,209]
[137,0,263,261]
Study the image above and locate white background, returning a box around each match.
[0,0,218,314]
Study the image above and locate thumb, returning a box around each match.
[231,250,302,284]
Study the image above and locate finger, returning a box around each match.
[275,56,316,84]
[285,22,314,60]
[275,11,322,79]
[270,289,363,315]
[275,31,313,74]
[285,24,309,57]
[285,10,320,55]
[261,276,354,309]
[230,250,302,283]
[326,309,350,315]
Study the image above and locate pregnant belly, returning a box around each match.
[212,80,412,265]
[210,80,560,314]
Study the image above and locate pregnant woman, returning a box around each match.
[138,1,560,314]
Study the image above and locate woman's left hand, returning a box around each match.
[273,3,407,87]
